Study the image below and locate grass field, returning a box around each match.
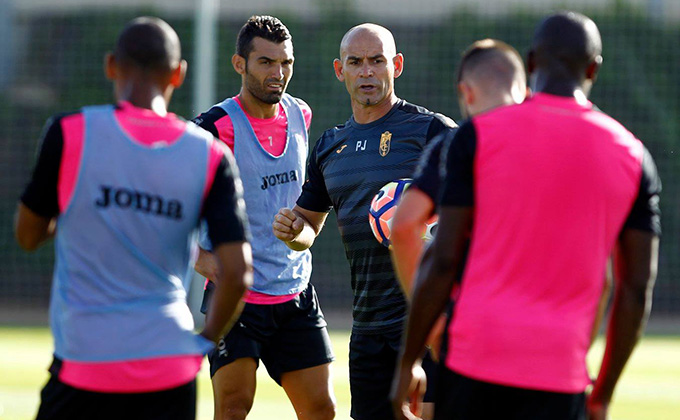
[1,327,678,420]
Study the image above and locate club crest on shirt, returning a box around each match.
[379,131,392,157]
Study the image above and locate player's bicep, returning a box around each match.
[614,229,659,298]
[203,154,250,247]
[296,141,333,212]
[429,206,473,274]
[21,116,65,218]
[213,241,253,282]
[14,202,54,251]
[439,121,476,207]
[623,147,661,235]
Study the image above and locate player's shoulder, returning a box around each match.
[192,106,229,131]
[191,105,230,140]
[291,96,311,112]
[396,100,457,129]
[184,117,218,142]
[289,95,313,128]
[47,110,82,127]
[589,106,636,136]
[42,110,84,139]
[429,126,458,151]
[312,120,351,156]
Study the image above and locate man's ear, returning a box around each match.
[170,59,187,88]
[232,54,246,76]
[393,53,404,79]
[104,53,116,81]
[333,58,344,82]
[458,81,474,107]
[585,55,602,82]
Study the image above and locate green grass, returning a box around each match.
[1,327,678,420]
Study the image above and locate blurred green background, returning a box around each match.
[1,0,678,319]
[0,0,678,418]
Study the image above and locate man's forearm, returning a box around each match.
[390,189,435,298]
[591,280,651,403]
[591,232,658,405]
[400,243,458,366]
[391,220,426,298]
[284,223,317,251]
[283,209,323,251]
[200,242,252,342]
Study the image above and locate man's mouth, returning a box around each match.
[266,81,284,91]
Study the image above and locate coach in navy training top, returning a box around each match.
[273,23,455,420]
[298,99,451,333]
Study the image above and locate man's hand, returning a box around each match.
[272,208,304,242]
[390,362,426,420]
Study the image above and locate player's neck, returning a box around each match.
[115,81,168,116]
[351,94,399,125]
[531,73,589,103]
[470,93,515,116]
[237,90,278,119]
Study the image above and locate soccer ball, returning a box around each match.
[369,179,438,247]
[369,179,412,247]
[423,215,438,242]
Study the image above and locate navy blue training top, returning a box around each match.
[297,99,457,334]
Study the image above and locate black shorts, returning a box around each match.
[207,283,334,384]
[36,369,195,420]
[348,330,438,420]
[434,367,586,420]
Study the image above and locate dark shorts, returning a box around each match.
[36,371,195,420]
[434,367,586,420]
[207,283,334,385]
[348,330,438,420]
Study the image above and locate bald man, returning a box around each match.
[15,17,252,419]
[272,23,456,420]
[392,11,660,420]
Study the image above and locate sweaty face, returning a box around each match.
[244,37,294,105]
[339,31,396,107]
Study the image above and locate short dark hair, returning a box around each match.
[114,16,181,73]
[235,15,291,60]
[531,11,602,78]
[457,39,523,84]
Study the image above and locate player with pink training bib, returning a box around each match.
[192,15,335,420]
[392,11,661,420]
[15,17,252,420]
